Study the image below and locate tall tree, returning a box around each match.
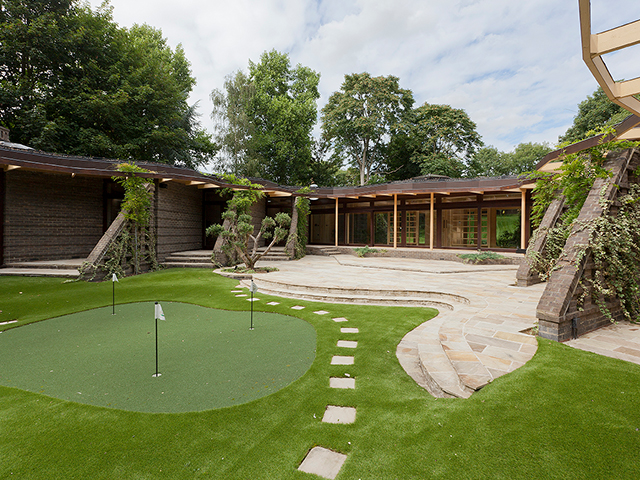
[406,103,483,178]
[210,70,255,174]
[0,0,216,168]
[321,73,414,186]
[247,50,320,185]
[560,87,629,144]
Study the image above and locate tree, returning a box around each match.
[321,73,414,185]
[560,87,629,144]
[467,142,551,177]
[210,70,255,174]
[246,50,320,185]
[206,180,291,270]
[0,0,216,168]
[407,103,482,178]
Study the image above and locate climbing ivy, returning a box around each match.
[526,127,640,321]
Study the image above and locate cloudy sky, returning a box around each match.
[88,0,640,155]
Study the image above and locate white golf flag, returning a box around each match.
[112,273,118,282]
[155,302,165,321]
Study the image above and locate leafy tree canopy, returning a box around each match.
[467,142,552,178]
[0,0,216,168]
[560,87,629,144]
[321,72,414,186]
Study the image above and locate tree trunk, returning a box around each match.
[285,197,300,258]
[213,217,236,266]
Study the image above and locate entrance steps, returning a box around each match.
[243,277,468,309]
[163,250,213,269]
[0,259,82,278]
[163,247,290,269]
[397,308,538,398]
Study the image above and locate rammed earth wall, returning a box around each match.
[3,170,104,263]
[534,148,640,342]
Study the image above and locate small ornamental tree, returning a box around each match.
[207,177,291,270]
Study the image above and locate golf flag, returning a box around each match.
[155,302,165,321]
[112,273,118,283]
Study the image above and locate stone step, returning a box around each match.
[165,256,213,264]
[249,277,468,305]
[163,262,213,269]
[167,250,213,258]
[0,267,80,278]
[241,280,457,309]
[439,316,493,391]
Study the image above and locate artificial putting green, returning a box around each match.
[0,302,315,413]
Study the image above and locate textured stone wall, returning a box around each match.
[536,148,639,342]
[156,182,203,262]
[3,170,103,263]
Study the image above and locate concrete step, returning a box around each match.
[164,255,213,264]
[0,267,80,278]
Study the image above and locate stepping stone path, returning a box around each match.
[228,287,356,479]
[322,405,356,424]
[330,355,354,365]
[299,311,358,479]
[298,447,347,480]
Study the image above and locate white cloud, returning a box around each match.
[88,0,640,154]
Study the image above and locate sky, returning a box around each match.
[88,0,640,156]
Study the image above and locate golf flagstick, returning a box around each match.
[153,302,166,377]
[112,273,118,315]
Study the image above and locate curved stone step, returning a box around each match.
[249,277,469,305]
[246,284,456,309]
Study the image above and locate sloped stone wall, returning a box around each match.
[534,148,639,342]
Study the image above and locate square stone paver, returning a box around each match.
[298,446,347,480]
[235,294,247,297]
[337,340,358,349]
[266,301,280,306]
[330,377,355,389]
[314,310,330,315]
[322,405,356,424]
[331,355,354,365]
[291,305,305,310]
[332,317,348,322]
[340,327,359,334]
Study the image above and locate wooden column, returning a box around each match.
[335,198,339,247]
[429,192,434,250]
[393,194,398,249]
[520,188,527,250]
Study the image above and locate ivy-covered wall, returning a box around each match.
[532,148,640,342]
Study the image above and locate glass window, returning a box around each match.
[406,210,430,245]
[442,209,478,247]
[374,212,400,245]
[310,213,336,245]
[346,213,370,244]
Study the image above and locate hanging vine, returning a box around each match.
[106,163,158,277]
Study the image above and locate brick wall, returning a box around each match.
[536,148,639,342]
[3,170,104,263]
[156,182,203,262]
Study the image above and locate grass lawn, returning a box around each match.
[1,269,640,479]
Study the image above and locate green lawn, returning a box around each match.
[1,269,640,479]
